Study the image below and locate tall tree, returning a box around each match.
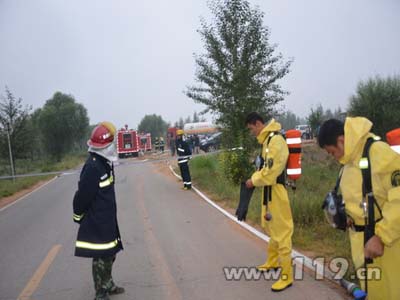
[348,75,400,137]
[193,111,200,123]
[307,104,325,135]
[184,115,192,124]
[138,114,168,139]
[37,92,89,161]
[0,87,34,162]
[178,117,184,129]
[186,0,291,183]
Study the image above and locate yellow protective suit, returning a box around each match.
[339,117,400,300]
[251,119,294,290]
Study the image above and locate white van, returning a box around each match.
[295,124,312,139]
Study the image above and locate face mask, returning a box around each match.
[103,142,118,162]
[89,142,118,162]
[254,155,264,171]
[321,167,347,230]
[321,186,347,231]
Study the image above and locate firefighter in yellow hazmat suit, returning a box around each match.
[245,112,294,292]
[318,117,400,300]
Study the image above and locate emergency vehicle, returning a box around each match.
[183,122,217,135]
[138,133,152,152]
[167,127,178,149]
[117,125,140,158]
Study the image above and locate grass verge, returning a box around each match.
[0,175,54,198]
[0,152,87,198]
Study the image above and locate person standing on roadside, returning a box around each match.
[245,112,294,292]
[175,129,192,190]
[73,121,124,300]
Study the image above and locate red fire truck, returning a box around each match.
[138,133,152,152]
[167,127,178,149]
[117,125,140,158]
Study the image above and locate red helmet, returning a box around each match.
[87,121,116,149]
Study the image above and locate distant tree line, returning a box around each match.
[305,75,400,138]
[347,75,400,137]
[137,114,169,139]
[275,110,306,130]
[0,87,90,173]
[306,104,344,135]
[173,111,206,129]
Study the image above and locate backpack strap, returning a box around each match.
[359,136,383,265]
[359,137,383,218]
[360,137,375,197]
[263,132,286,204]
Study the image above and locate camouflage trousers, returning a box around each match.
[92,255,116,300]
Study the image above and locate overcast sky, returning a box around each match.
[0,0,399,128]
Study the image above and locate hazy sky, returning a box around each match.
[0,0,399,128]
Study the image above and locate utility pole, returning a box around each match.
[6,122,15,182]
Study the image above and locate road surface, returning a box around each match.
[0,160,347,300]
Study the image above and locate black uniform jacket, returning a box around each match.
[73,153,123,258]
[175,138,192,159]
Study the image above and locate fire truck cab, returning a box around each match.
[117,125,139,158]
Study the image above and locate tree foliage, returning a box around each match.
[186,0,291,184]
[36,92,89,161]
[193,111,200,123]
[137,114,168,139]
[178,117,184,129]
[307,104,343,134]
[348,75,400,137]
[174,111,205,129]
[275,110,305,130]
[186,0,291,137]
[0,87,34,160]
[184,115,192,124]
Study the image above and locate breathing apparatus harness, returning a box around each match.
[255,132,286,203]
[322,137,384,234]
[322,136,384,297]
[254,132,286,221]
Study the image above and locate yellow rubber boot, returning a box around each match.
[257,241,280,272]
[271,257,293,292]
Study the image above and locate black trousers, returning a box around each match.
[178,161,191,188]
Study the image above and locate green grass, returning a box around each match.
[0,175,53,198]
[187,145,353,272]
[0,152,87,198]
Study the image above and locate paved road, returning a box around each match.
[0,160,347,300]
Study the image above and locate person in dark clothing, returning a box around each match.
[73,121,124,300]
[175,129,192,190]
[159,137,165,152]
[194,134,200,154]
[169,133,176,156]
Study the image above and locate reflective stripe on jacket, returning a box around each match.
[73,153,123,258]
[176,138,192,159]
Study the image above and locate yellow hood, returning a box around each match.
[257,119,282,144]
[339,117,373,164]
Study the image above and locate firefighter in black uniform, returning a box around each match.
[175,129,192,190]
[154,137,159,152]
[73,121,124,300]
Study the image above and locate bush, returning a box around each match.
[219,149,255,185]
